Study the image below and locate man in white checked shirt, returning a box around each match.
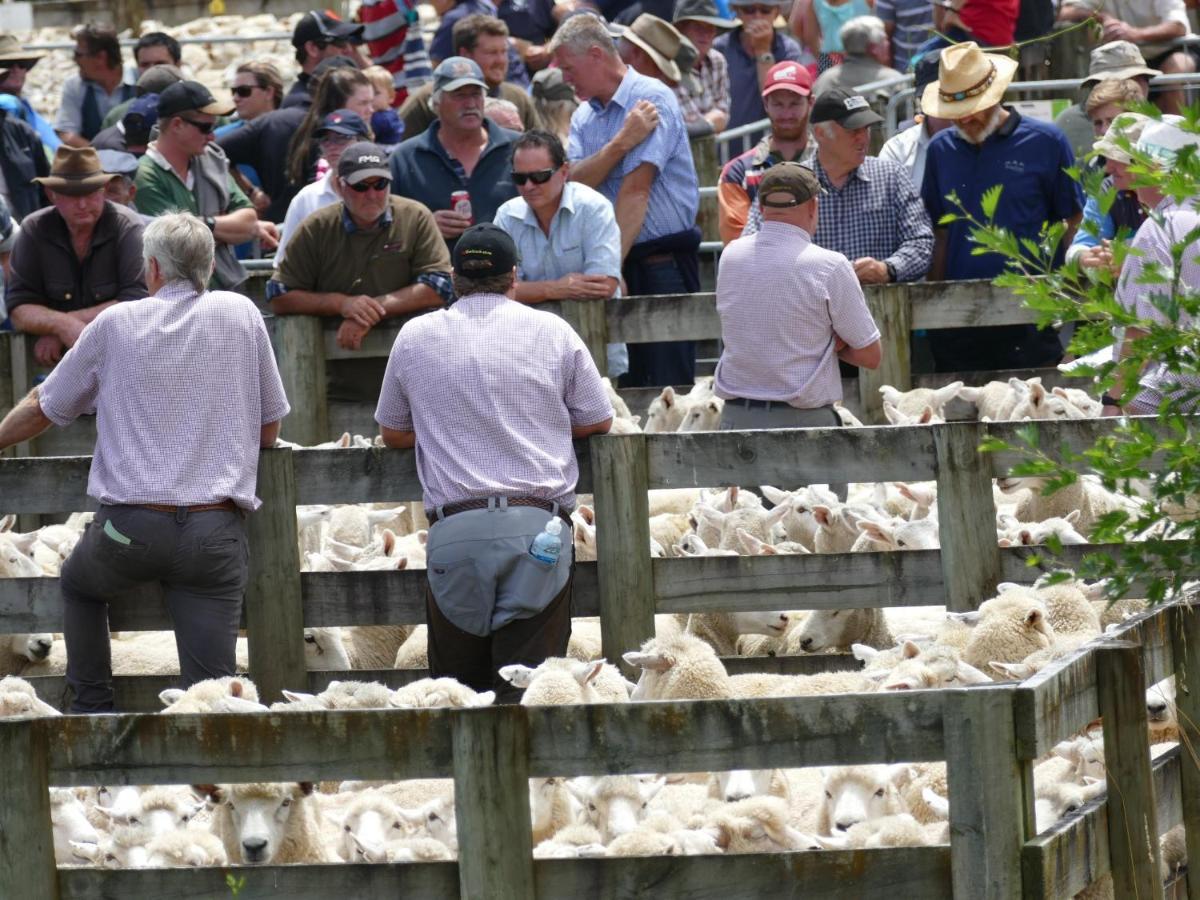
[0,213,290,713]
[376,224,612,703]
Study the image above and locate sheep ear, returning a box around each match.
[1025,608,1050,635]
[922,787,950,818]
[382,530,396,556]
[498,664,536,688]
[1052,740,1078,761]
[1065,509,1081,524]
[577,505,595,526]
[159,688,185,707]
[565,779,591,806]
[851,643,878,663]
[282,690,317,704]
[1029,382,1046,405]
[761,486,788,505]
[471,691,496,707]
[887,764,916,787]
[882,676,917,690]
[297,781,315,796]
[92,805,118,821]
[623,651,672,671]
[946,611,981,627]
[192,783,221,802]
[1082,775,1102,786]
[933,381,963,406]
[660,386,676,408]
[69,840,102,862]
[878,385,900,404]
[856,520,890,543]
[580,661,605,686]
[917,406,934,424]
[640,777,665,802]
[997,537,1013,547]
[990,661,1031,680]
[217,696,268,713]
[902,640,921,659]
[882,401,903,425]
[996,582,1021,593]
[812,505,833,526]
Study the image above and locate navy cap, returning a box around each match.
[122,93,159,143]
[433,57,487,93]
[316,108,370,138]
[453,223,518,278]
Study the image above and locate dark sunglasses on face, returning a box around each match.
[512,168,556,186]
[181,117,216,134]
[737,4,776,13]
[231,85,260,98]
[349,179,391,193]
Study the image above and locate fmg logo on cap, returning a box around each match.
[357,154,383,165]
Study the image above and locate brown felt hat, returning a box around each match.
[32,146,115,196]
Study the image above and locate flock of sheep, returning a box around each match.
[0,378,1188,895]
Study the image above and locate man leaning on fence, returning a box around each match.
[0,213,290,714]
[713,162,881,431]
[375,223,612,703]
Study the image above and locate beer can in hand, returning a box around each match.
[450,190,473,223]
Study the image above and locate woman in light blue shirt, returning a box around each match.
[493,129,627,376]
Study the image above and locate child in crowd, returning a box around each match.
[364,65,406,147]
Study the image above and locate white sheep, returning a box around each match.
[996,474,1136,540]
[676,397,724,432]
[500,658,628,705]
[817,765,912,835]
[623,632,734,701]
[959,592,1056,672]
[207,781,332,864]
[791,606,895,653]
[699,795,818,853]
[684,611,791,656]
[879,382,962,425]
[50,788,100,865]
[339,790,407,862]
[388,677,496,709]
[1146,676,1178,743]
[342,625,414,669]
[70,823,153,869]
[280,679,394,711]
[0,632,54,677]
[531,778,583,845]
[673,533,738,557]
[533,823,606,859]
[958,378,1029,422]
[158,676,264,715]
[568,776,664,843]
[144,828,229,868]
[0,674,60,717]
[0,533,47,578]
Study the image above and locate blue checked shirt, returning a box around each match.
[567,68,699,245]
[743,155,933,282]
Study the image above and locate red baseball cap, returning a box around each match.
[761,61,812,98]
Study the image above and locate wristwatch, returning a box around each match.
[204,216,216,232]
[885,261,897,282]
[1100,393,1121,407]
[757,52,775,64]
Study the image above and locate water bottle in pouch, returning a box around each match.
[529,517,563,564]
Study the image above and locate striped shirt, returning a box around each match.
[37,280,290,510]
[714,220,879,407]
[874,0,934,72]
[360,0,434,102]
[1116,199,1200,413]
[567,67,699,244]
[375,293,613,509]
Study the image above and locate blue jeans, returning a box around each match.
[621,259,696,388]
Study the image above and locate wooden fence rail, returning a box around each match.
[0,600,1192,898]
[1,278,1061,448]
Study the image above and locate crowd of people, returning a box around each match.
[0,2,1199,700]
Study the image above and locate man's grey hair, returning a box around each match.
[813,120,839,139]
[840,16,887,56]
[142,213,215,292]
[548,13,617,58]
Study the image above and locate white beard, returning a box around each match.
[954,106,1004,145]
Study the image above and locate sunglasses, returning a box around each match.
[512,168,556,186]
[349,179,391,193]
[180,117,216,134]
[231,85,260,98]
[736,4,777,13]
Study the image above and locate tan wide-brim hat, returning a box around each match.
[623,14,683,83]
[0,34,44,66]
[32,146,115,196]
[921,42,1018,121]
[1092,112,1152,164]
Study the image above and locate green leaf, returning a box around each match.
[980,184,1003,221]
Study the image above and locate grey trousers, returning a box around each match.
[60,505,249,713]
[719,400,841,430]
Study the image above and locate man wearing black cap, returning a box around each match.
[284,10,366,109]
[136,81,259,290]
[274,141,452,351]
[715,162,880,430]
[375,223,612,703]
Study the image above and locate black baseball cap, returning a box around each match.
[452,224,518,278]
[292,10,364,49]
[157,80,234,118]
[810,87,883,129]
[337,141,390,184]
[316,108,370,138]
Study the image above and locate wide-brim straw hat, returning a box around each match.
[1092,112,1152,164]
[32,146,115,196]
[921,42,1018,120]
[0,34,44,67]
[623,14,683,83]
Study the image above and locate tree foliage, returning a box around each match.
[943,107,1200,605]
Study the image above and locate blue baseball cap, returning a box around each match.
[316,108,370,138]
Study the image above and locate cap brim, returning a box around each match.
[840,108,883,128]
[1082,64,1161,87]
[318,125,367,137]
[439,76,487,93]
[921,53,1018,120]
[622,32,682,83]
[762,82,811,98]
[342,167,391,185]
[329,22,366,42]
[674,14,740,29]
[0,51,44,63]
[196,99,235,116]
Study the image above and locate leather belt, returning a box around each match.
[640,252,677,266]
[139,499,239,513]
[427,497,573,527]
[733,398,834,412]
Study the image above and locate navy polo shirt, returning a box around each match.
[388,117,520,249]
[714,29,804,131]
[921,109,1082,281]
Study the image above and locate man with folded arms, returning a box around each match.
[7,146,146,365]
[273,141,452,352]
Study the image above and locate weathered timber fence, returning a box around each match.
[0,416,1185,712]
[0,278,1073,448]
[0,598,1193,899]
